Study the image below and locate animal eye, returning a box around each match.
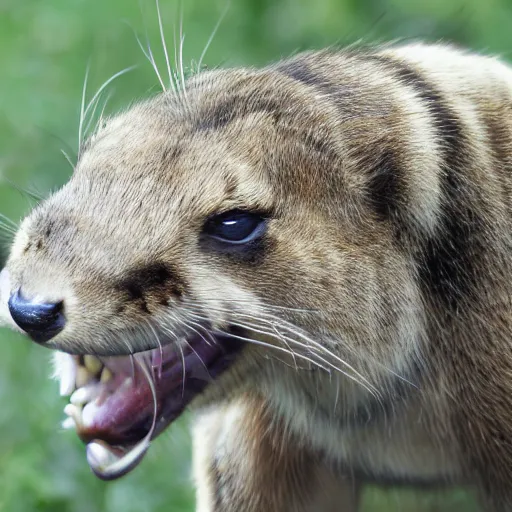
[202,210,267,244]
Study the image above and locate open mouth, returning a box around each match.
[58,333,242,480]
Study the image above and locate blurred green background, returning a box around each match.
[1,0,511,510]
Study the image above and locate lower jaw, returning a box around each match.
[59,333,243,480]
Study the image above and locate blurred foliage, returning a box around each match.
[1,0,512,510]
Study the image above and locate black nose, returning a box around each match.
[8,290,65,343]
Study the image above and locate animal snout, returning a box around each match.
[7,289,65,343]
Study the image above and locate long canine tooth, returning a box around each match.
[54,352,77,396]
[76,366,91,388]
[100,367,113,383]
[70,385,100,406]
[84,355,103,376]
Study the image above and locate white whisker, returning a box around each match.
[83,88,105,137]
[178,8,187,101]
[179,316,216,347]
[185,303,378,393]
[270,323,299,371]
[4,179,44,204]
[60,149,75,169]
[182,299,413,390]
[197,2,230,73]
[133,354,158,438]
[98,95,111,125]
[85,87,113,138]
[155,320,186,394]
[0,226,15,238]
[0,213,18,230]
[213,328,332,374]
[83,66,137,124]
[173,19,179,92]
[78,63,90,150]
[184,306,382,400]
[145,319,164,379]
[183,297,322,314]
[138,0,167,91]
[177,321,213,377]
[136,33,167,92]
[156,0,174,90]
[185,315,368,388]
[0,223,16,236]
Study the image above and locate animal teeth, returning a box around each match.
[84,355,103,375]
[60,366,77,396]
[61,417,76,430]
[54,352,77,396]
[86,441,114,469]
[70,384,100,406]
[100,367,113,383]
[82,401,102,428]
[64,404,83,427]
[76,366,91,388]
[87,439,150,480]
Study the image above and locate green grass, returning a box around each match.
[1,0,512,510]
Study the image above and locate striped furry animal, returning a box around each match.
[1,43,512,510]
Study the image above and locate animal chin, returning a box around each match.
[57,333,242,480]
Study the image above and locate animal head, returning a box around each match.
[0,49,425,478]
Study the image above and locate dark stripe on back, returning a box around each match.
[276,57,358,125]
[278,57,404,221]
[364,149,403,221]
[194,96,282,132]
[366,53,484,310]
[278,59,336,90]
[193,75,339,161]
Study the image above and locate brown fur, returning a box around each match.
[1,43,512,510]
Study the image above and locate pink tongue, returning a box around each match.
[78,373,154,444]
[77,355,182,445]
[76,341,224,479]
[82,357,161,480]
